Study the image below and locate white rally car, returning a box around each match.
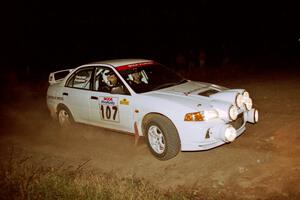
[47,59,258,160]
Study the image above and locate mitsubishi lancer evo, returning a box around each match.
[47,59,258,160]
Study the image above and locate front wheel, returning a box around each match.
[144,114,181,160]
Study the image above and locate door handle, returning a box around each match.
[62,92,68,96]
[91,96,98,100]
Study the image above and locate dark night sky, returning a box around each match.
[3,1,300,79]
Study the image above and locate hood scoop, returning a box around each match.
[198,89,220,97]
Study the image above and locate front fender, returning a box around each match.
[133,95,190,136]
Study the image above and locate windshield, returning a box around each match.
[118,63,187,93]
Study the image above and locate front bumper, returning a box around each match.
[177,108,257,151]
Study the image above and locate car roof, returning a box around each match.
[88,59,154,68]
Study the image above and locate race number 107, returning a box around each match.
[100,105,118,121]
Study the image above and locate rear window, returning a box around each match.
[54,71,70,81]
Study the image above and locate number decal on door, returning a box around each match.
[100,105,118,121]
[99,97,120,122]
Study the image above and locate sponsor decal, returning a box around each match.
[47,95,64,101]
[100,97,116,106]
[120,98,129,105]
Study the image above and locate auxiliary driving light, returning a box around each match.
[229,105,238,121]
[236,93,243,108]
[254,109,259,123]
[246,108,259,123]
[224,126,237,142]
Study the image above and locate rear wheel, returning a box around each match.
[144,114,181,160]
[57,106,74,128]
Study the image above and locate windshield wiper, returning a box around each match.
[152,82,178,90]
[152,79,187,91]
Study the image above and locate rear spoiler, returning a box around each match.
[49,69,73,85]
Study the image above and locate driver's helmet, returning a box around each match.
[103,70,117,87]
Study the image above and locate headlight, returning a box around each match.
[236,94,243,108]
[229,105,238,120]
[201,110,218,120]
[184,112,204,121]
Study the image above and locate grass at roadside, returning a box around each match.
[1,148,299,200]
[0,155,207,200]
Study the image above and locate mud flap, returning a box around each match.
[134,122,139,145]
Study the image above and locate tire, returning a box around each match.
[57,105,74,129]
[143,114,181,160]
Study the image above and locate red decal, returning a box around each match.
[104,97,112,101]
[116,61,155,71]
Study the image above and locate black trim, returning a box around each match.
[229,113,244,130]
[90,96,98,100]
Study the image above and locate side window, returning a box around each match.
[66,68,93,90]
[94,67,130,95]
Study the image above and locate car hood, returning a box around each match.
[142,81,227,111]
